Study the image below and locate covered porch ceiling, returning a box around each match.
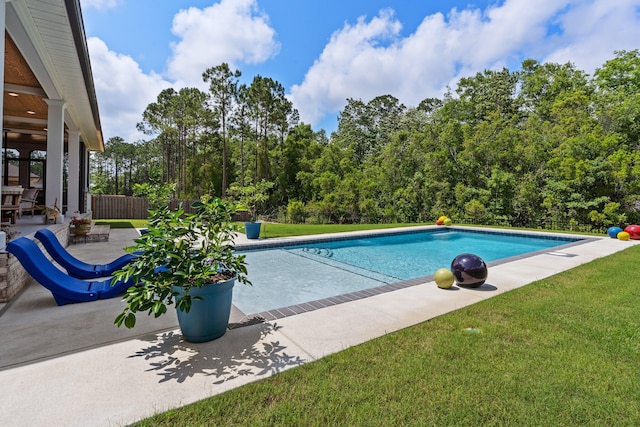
[3,0,104,153]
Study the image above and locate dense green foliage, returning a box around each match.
[91,50,640,228]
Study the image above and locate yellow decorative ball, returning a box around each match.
[438,215,448,222]
[434,268,455,289]
[617,231,631,241]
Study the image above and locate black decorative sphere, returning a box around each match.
[451,253,488,288]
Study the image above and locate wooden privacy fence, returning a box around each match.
[91,195,200,219]
[90,195,251,220]
[91,195,146,219]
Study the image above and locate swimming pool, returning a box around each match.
[233,228,586,317]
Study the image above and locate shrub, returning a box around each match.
[287,200,306,223]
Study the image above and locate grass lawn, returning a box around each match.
[253,222,603,238]
[94,220,421,235]
[96,219,601,237]
[131,225,640,426]
[257,222,426,238]
[94,219,148,229]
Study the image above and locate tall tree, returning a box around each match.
[137,87,209,196]
[138,88,179,186]
[104,137,127,194]
[593,49,640,147]
[456,67,520,123]
[203,63,241,196]
[231,84,252,186]
[519,59,590,121]
[333,98,372,164]
[333,95,406,165]
[275,123,322,204]
[245,75,294,181]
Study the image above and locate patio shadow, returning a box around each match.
[129,322,306,384]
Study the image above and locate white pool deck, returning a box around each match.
[0,225,637,426]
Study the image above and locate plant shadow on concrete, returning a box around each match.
[128,322,305,385]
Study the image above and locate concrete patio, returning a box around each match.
[0,224,637,426]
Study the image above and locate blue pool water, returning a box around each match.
[232,229,582,315]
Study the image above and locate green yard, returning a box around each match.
[130,225,640,426]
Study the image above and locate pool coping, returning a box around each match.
[233,226,598,322]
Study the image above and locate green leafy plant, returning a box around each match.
[70,217,91,227]
[286,200,306,223]
[132,182,176,210]
[228,180,274,222]
[588,201,627,228]
[112,197,249,329]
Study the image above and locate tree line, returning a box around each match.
[90,50,640,229]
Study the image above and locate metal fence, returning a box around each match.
[454,217,605,233]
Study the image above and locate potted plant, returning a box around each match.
[229,180,274,239]
[70,217,92,236]
[111,197,250,342]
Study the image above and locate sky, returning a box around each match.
[80,0,640,143]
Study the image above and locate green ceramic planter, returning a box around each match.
[244,221,262,239]
[173,276,235,343]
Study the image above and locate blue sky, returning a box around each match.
[81,0,640,142]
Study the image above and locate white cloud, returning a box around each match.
[290,0,639,127]
[88,37,172,142]
[166,0,279,87]
[288,9,403,125]
[542,0,640,73]
[86,0,640,139]
[86,0,280,141]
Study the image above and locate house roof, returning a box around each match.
[3,163,39,179]
[3,0,104,152]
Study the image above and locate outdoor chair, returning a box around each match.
[6,237,135,306]
[34,228,137,279]
[1,186,23,224]
[19,188,40,217]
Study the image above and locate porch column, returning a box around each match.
[66,130,80,214]
[45,99,66,213]
[84,149,92,213]
[0,2,6,250]
[0,2,6,195]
